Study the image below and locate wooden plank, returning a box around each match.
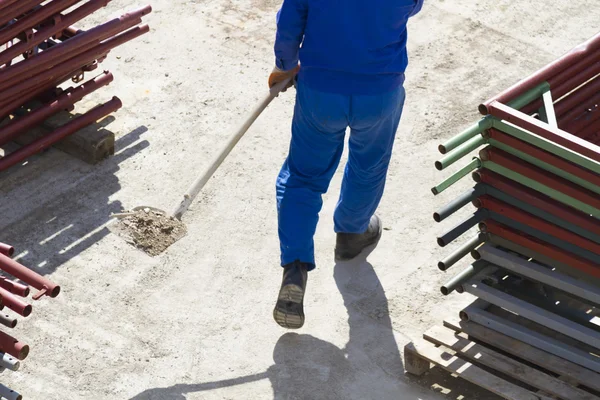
[444,318,600,393]
[425,325,598,400]
[405,339,552,400]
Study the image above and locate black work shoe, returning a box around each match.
[273,261,309,329]
[335,214,383,262]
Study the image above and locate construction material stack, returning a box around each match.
[0,241,60,399]
[405,32,600,400]
[0,0,151,172]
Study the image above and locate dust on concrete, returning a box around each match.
[113,209,187,256]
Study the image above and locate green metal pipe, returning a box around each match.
[482,161,600,218]
[435,134,487,170]
[492,119,600,175]
[438,116,493,154]
[438,233,485,271]
[505,81,551,111]
[489,139,600,195]
[441,260,489,296]
[482,185,600,244]
[432,158,482,195]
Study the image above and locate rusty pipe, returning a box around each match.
[0,71,114,146]
[479,32,600,114]
[0,24,149,98]
[0,0,113,67]
[0,97,122,175]
[557,85,600,125]
[0,5,150,83]
[0,0,46,28]
[0,330,28,360]
[0,288,31,317]
[0,0,21,13]
[0,253,60,299]
[0,243,13,257]
[0,277,30,298]
[563,106,600,136]
[0,0,85,46]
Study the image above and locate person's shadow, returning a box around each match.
[129,256,418,399]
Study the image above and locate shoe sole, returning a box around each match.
[273,284,305,329]
[334,221,383,262]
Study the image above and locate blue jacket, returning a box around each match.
[274,0,424,95]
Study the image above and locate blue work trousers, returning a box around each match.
[276,81,406,270]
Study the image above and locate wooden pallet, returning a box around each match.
[404,317,600,400]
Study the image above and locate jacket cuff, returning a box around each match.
[276,57,298,72]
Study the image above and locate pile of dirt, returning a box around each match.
[112,209,187,256]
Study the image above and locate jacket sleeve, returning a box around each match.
[274,0,308,71]
[410,0,424,16]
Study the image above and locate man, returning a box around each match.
[269,0,424,329]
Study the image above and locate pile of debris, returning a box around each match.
[0,241,60,399]
[0,0,151,172]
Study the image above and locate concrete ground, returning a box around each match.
[0,0,598,399]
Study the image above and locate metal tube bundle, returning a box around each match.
[431,31,600,370]
[0,1,151,173]
[0,241,60,398]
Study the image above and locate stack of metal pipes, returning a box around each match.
[0,0,151,172]
[0,242,60,400]
[432,31,600,352]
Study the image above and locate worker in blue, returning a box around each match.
[269,0,424,329]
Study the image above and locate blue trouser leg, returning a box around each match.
[276,82,349,270]
[334,86,406,233]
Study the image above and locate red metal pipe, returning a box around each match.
[0,71,114,146]
[0,287,31,317]
[0,253,60,299]
[0,97,122,174]
[0,277,30,298]
[556,83,600,123]
[0,0,46,29]
[474,169,600,236]
[480,147,600,210]
[481,220,600,277]
[0,5,150,84]
[0,0,114,67]
[580,122,600,141]
[476,195,600,255]
[0,0,84,46]
[0,24,149,98]
[521,60,600,115]
[487,128,600,187]
[0,243,14,257]
[0,330,29,360]
[563,106,600,136]
[0,68,83,118]
[479,32,600,115]
[0,0,21,13]
[486,100,600,162]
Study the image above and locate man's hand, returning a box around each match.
[268,65,300,91]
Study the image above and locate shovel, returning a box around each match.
[112,77,292,222]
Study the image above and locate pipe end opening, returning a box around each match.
[435,161,443,171]
[438,144,447,154]
[433,213,441,223]
[438,261,447,271]
[459,311,469,321]
[440,286,450,296]
[478,104,489,115]
[437,238,446,247]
